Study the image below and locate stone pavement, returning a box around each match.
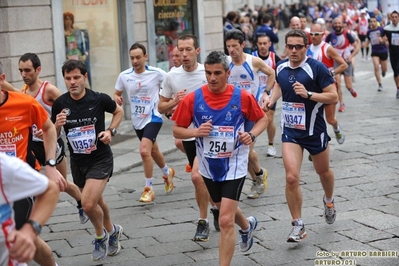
[30,35,399,266]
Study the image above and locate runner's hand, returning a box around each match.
[45,166,67,191]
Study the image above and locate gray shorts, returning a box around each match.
[334,61,353,77]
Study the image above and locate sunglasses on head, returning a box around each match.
[310,32,323,36]
[286,44,306,50]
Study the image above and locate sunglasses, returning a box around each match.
[310,32,324,36]
[286,44,306,50]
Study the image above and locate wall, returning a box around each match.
[0,0,56,89]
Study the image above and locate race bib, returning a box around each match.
[130,95,151,118]
[203,126,235,158]
[0,144,17,157]
[282,102,306,130]
[67,124,97,154]
[392,33,399,46]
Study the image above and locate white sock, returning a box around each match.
[161,165,169,176]
[145,178,153,188]
[108,224,115,235]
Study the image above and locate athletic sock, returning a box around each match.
[145,177,153,188]
[294,218,303,226]
[199,218,208,223]
[161,165,169,176]
[324,196,334,205]
[255,169,263,176]
[108,224,116,235]
[76,200,82,209]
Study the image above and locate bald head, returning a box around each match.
[311,23,324,32]
[290,16,301,29]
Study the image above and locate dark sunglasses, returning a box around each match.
[286,44,306,50]
[310,32,323,36]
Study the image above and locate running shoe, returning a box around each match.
[247,169,268,199]
[108,224,123,256]
[239,216,258,252]
[193,219,210,242]
[259,168,268,192]
[162,167,175,193]
[378,85,383,92]
[267,145,277,156]
[396,90,399,99]
[287,221,307,243]
[210,208,220,231]
[323,198,336,225]
[334,125,345,144]
[338,103,345,112]
[92,230,109,261]
[139,186,155,203]
[382,71,386,77]
[185,163,192,173]
[349,88,357,98]
[79,208,89,224]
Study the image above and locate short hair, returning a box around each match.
[225,29,245,44]
[0,61,4,75]
[226,11,237,21]
[204,51,229,71]
[261,13,272,24]
[129,42,147,55]
[257,34,271,42]
[391,10,399,16]
[61,59,87,77]
[19,53,41,69]
[285,29,308,46]
[177,34,199,49]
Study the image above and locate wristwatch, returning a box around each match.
[45,159,56,167]
[26,220,42,235]
[248,132,256,143]
[108,128,117,137]
[307,91,313,99]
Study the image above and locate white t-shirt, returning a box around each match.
[115,66,167,130]
[160,64,207,98]
[160,64,207,141]
[0,153,48,266]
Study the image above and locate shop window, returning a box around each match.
[153,0,194,71]
[62,0,121,97]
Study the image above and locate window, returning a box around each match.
[153,0,194,71]
[62,0,121,97]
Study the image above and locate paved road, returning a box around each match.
[30,30,399,266]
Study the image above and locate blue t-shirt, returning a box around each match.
[276,58,334,138]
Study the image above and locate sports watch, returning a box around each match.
[26,220,42,235]
[307,91,313,99]
[108,128,117,137]
[45,159,56,167]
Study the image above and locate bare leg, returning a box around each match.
[151,141,167,169]
[325,104,338,130]
[372,56,382,85]
[216,198,242,266]
[57,157,81,201]
[33,237,57,266]
[140,138,155,178]
[312,145,334,199]
[282,142,303,220]
[81,178,109,236]
[192,157,209,219]
[266,110,276,145]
